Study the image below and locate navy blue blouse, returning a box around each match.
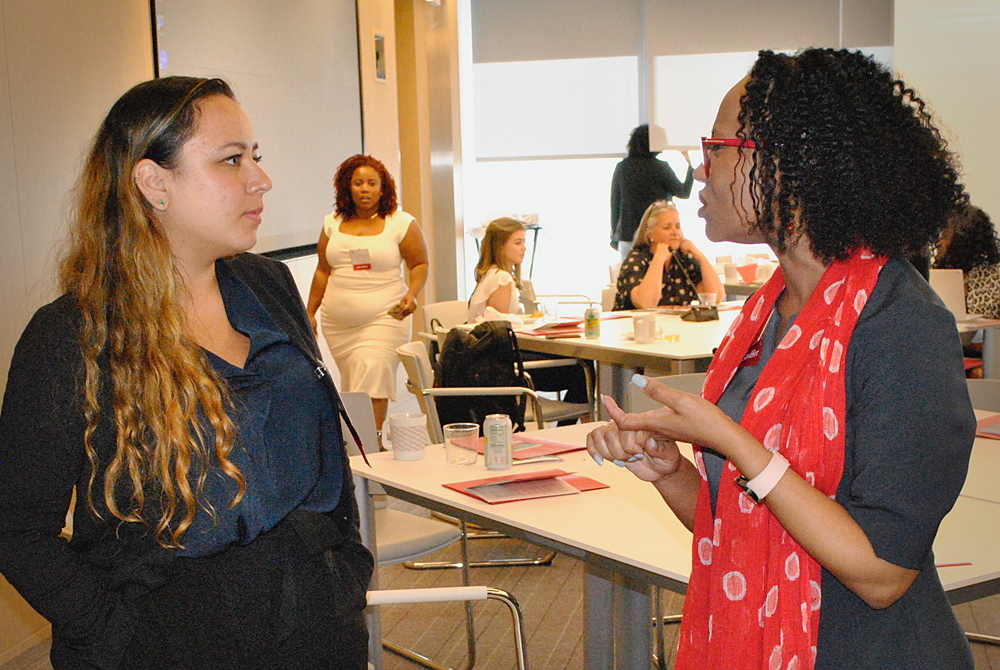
[177,262,342,557]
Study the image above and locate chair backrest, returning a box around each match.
[967,378,1000,413]
[609,262,622,286]
[627,373,707,413]
[396,341,444,442]
[929,268,970,320]
[421,300,469,333]
[601,286,616,312]
[339,391,380,456]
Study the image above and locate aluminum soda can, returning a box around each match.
[584,306,601,339]
[484,414,513,470]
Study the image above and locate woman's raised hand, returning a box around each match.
[587,394,685,482]
[618,375,743,455]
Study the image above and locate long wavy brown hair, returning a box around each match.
[59,76,246,548]
[474,217,525,287]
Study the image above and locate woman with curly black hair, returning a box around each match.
[935,204,1000,319]
[307,154,429,431]
[589,49,975,669]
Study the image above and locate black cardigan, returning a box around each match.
[610,154,694,248]
[0,253,364,669]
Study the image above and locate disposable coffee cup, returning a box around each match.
[443,422,479,466]
[633,314,657,344]
[383,412,429,461]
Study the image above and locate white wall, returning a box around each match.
[894,0,1000,222]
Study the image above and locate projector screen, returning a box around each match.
[152,0,364,252]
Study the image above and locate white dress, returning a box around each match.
[320,210,414,400]
[467,267,520,322]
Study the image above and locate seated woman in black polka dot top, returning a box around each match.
[612,200,724,310]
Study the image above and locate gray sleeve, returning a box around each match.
[841,266,975,570]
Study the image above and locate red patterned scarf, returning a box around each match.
[675,251,886,670]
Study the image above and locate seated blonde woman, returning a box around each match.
[613,200,724,310]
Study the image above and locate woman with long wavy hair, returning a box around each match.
[589,49,975,668]
[0,77,372,670]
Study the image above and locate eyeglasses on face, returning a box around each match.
[700,137,759,178]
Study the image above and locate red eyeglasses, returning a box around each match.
[701,137,759,178]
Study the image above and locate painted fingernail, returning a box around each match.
[593,452,604,466]
[628,454,643,462]
[612,459,626,467]
[632,374,648,389]
[602,394,612,408]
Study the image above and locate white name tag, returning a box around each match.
[349,248,372,271]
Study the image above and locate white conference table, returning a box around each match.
[354,420,1000,668]
[513,308,740,374]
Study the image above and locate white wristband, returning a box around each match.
[736,451,789,503]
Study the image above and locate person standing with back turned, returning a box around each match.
[610,124,694,261]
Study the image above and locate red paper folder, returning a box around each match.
[976,414,1000,440]
[470,435,586,460]
[443,468,608,504]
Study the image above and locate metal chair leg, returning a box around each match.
[967,631,1000,646]
[651,586,683,670]
[405,514,556,569]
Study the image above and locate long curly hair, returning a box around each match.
[59,76,245,548]
[333,154,398,219]
[474,217,525,286]
[934,205,1000,273]
[737,49,966,263]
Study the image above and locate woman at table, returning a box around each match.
[588,49,975,669]
[467,217,590,418]
[307,154,429,432]
[612,200,724,310]
[934,204,1000,320]
[0,77,372,669]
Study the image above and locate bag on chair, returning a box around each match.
[434,321,528,431]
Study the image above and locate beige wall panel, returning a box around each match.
[895,0,1000,221]
[358,0,402,185]
[648,0,838,55]
[0,0,152,660]
[0,2,27,403]
[471,0,643,62]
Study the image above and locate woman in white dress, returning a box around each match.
[307,155,429,430]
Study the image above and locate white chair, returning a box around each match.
[341,392,529,670]
[365,587,526,670]
[396,340,546,443]
[930,268,972,320]
[967,378,1000,412]
[417,299,469,361]
[601,286,616,312]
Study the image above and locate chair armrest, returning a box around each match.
[368,586,488,606]
[522,358,583,370]
[421,386,540,400]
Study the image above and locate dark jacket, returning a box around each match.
[0,253,367,669]
[610,154,694,248]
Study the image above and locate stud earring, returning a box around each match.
[159,200,165,209]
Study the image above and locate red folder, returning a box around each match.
[443,468,608,504]
[976,414,1000,440]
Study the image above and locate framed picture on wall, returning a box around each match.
[374,34,386,81]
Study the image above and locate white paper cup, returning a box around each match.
[383,412,429,460]
[697,292,717,306]
[443,422,479,466]
[633,314,657,344]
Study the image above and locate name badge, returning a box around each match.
[739,335,764,368]
[349,248,372,271]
